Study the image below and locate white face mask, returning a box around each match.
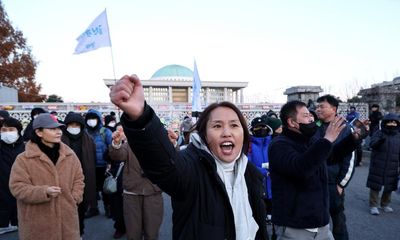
[1,131,19,144]
[108,121,116,128]
[67,127,81,135]
[87,119,98,128]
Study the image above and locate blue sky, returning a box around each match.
[3,0,400,103]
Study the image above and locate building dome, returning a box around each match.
[150,64,193,81]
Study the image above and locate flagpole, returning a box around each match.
[192,59,202,123]
[104,9,120,118]
[110,47,117,84]
[103,9,117,84]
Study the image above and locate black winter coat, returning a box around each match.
[313,122,359,188]
[268,128,332,228]
[62,131,97,207]
[367,128,400,191]
[121,105,268,240]
[0,137,25,219]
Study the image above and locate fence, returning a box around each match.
[1,102,369,129]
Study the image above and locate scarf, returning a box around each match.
[37,141,60,165]
[191,133,258,239]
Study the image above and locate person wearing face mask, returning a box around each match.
[22,107,47,142]
[61,112,97,238]
[247,117,274,229]
[9,113,84,240]
[314,95,366,240]
[84,109,113,218]
[110,75,268,240]
[264,116,283,138]
[268,100,348,240]
[103,119,127,238]
[0,117,24,235]
[367,113,400,215]
[105,114,117,132]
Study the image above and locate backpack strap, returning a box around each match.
[100,127,106,142]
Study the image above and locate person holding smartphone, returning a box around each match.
[346,106,363,166]
[315,95,366,240]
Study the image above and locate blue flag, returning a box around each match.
[74,10,111,54]
[192,60,202,112]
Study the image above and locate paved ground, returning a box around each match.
[342,151,400,240]
[1,151,399,239]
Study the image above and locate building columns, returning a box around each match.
[168,86,173,103]
[224,88,228,101]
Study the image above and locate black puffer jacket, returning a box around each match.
[367,113,400,191]
[121,105,268,240]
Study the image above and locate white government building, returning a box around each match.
[2,64,284,128]
[104,64,248,105]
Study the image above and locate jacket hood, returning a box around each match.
[104,115,116,126]
[85,109,103,129]
[381,113,400,131]
[64,112,85,128]
[382,113,400,122]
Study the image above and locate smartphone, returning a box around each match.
[350,118,367,138]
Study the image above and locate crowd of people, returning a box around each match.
[0,74,399,239]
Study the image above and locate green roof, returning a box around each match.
[151,65,193,79]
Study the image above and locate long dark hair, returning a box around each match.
[30,128,43,145]
[195,101,250,155]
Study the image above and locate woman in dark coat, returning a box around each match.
[367,113,400,215]
[0,117,25,234]
[110,75,268,240]
[61,112,97,237]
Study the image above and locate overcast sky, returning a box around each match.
[3,0,400,103]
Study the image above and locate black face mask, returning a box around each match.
[253,128,270,138]
[298,122,317,138]
[384,125,399,132]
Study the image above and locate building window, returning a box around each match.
[144,88,150,100]
[208,88,224,103]
[152,87,169,103]
[172,88,188,102]
[227,89,233,102]
[190,88,205,105]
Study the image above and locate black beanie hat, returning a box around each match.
[2,117,23,136]
[64,112,85,128]
[30,108,47,119]
[0,110,10,119]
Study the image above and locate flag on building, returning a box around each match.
[74,10,111,54]
[192,60,202,113]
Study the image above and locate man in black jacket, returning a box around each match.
[368,104,383,137]
[269,100,345,240]
[314,95,364,240]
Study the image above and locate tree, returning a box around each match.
[0,1,45,102]
[46,94,63,103]
[347,95,363,103]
